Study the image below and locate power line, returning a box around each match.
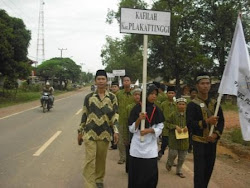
[8,0,35,22]
[0,0,35,27]
[0,0,21,17]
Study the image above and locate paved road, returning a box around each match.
[0,91,86,188]
[1,89,248,188]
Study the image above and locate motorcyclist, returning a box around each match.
[40,82,54,107]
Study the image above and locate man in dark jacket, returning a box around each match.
[186,72,224,188]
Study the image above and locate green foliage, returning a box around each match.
[80,72,94,83]
[20,82,41,92]
[221,101,238,112]
[103,0,250,96]
[0,91,40,108]
[0,9,31,79]
[36,57,81,89]
[2,77,18,99]
[106,0,148,24]
[195,0,250,77]
[101,36,143,81]
[103,0,150,81]
[0,89,67,108]
[3,77,18,90]
[230,128,250,146]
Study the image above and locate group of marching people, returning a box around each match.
[78,69,224,188]
[113,76,191,187]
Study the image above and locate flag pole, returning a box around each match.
[210,13,240,136]
[215,14,250,141]
[140,34,148,142]
[209,93,223,136]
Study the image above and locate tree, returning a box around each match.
[106,0,148,24]
[36,58,81,89]
[104,0,250,96]
[80,72,94,84]
[103,0,149,82]
[148,0,214,96]
[104,0,212,94]
[101,35,143,81]
[0,9,31,79]
[194,0,250,77]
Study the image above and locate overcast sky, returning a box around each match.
[0,0,152,73]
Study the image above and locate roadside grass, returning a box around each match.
[221,101,238,112]
[220,103,249,147]
[0,90,67,108]
[220,128,250,159]
[230,128,250,146]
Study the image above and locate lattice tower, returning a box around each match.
[36,0,45,66]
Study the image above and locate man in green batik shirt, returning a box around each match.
[116,75,134,164]
[158,85,177,160]
[153,81,167,108]
[109,81,120,150]
[77,70,119,188]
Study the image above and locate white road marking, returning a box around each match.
[33,131,62,156]
[75,109,82,115]
[0,106,40,120]
[0,92,81,120]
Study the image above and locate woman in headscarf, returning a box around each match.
[128,83,165,188]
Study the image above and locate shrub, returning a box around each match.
[3,77,18,90]
[20,82,41,92]
[230,128,250,146]
[20,81,29,91]
[29,84,41,92]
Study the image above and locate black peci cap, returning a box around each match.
[95,69,107,79]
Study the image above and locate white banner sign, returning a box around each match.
[120,8,171,36]
[107,73,115,78]
[112,69,125,76]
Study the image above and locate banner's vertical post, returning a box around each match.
[140,34,148,142]
[120,8,171,141]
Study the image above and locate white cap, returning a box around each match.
[176,98,187,103]
[46,81,50,86]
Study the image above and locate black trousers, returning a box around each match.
[128,156,158,188]
[159,136,169,155]
[193,141,217,188]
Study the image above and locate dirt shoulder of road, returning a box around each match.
[0,86,90,119]
[219,134,250,161]
[217,110,250,161]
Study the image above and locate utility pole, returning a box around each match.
[36,0,45,67]
[58,48,67,58]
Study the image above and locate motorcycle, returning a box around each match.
[41,92,52,113]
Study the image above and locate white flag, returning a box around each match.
[119,77,122,87]
[135,79,139,86]
[218,16,250,141]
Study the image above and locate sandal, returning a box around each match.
[176,173,186,178]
